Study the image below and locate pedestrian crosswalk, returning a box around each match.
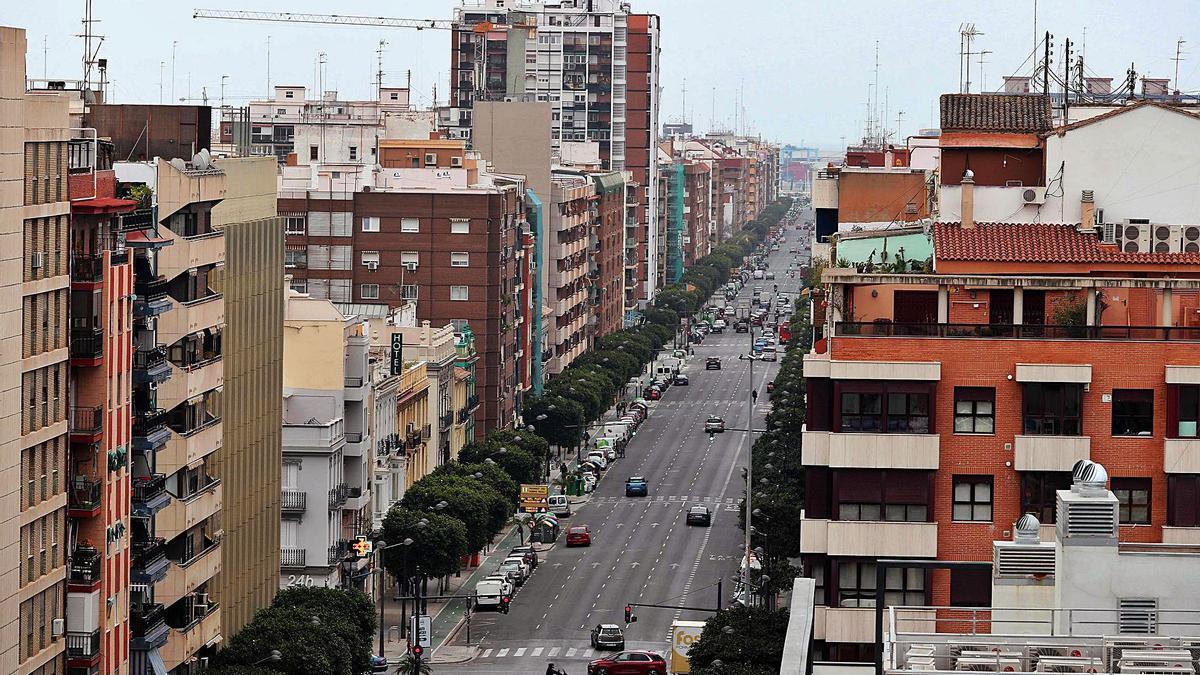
[475,641,662,660]
[587,494,739,506]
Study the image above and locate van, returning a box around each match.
[475,579,505,610]
[753,269,765,279]
[548,494,571,517]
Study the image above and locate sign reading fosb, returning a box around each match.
[390,333,403,376]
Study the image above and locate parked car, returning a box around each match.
[643,386,661,400]
[673,373,689,386]
[704,415,726,433]
[587,650,669,675]
[483,573,514,598]
[566,525,592,547]
[591,623,626,651]
[765,271,776,279]
[370,655,389,673]
[548,494,572,517]
[706,357,722,370]
[497,561,525,586]
[625,476,649,497]
[502,556,531,581]
[510,546,538,569]
[474,579,508,611]
[586,450,609,470]
[761,345,777,361]
[686,505,712,526]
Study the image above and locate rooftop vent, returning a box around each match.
[1015,513,1042,544]
[1057,461,1119,541]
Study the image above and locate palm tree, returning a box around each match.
[394,652,433,675]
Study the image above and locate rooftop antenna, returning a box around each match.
[158,61,164,104]
[681,78,687,125]
[376,39,388,101]
[873,40,880,142]
[1032,0,1038,64]
[43,35,48,79]
[266,35,271,97]
[960,23,983,93]
[220,74,228,109]
[1172,38,1187,95]
[978,49,992,92]
[78,0,106,90]
[171,40,178,105]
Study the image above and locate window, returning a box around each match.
[1173,385,1199,438]
[1020,472,1072,524]
[451,252,470,267]
[1112,390,1153,436]
[399,285,418,300]
[809,560,826,605]
[277,107,287,115]
[401,218,420,233]
[838,384,931,433]
[361,251,380,267]
[450,218,470,234]
[285,90,295,99]
[840,392,882,431]
[887,392,930,432]
[839,502,927,522]
[1023,383,1082,435]
[952,476,993,522]
[954,387,995,434]
[1168,475,1200,527]
[450,285,469,301]
[837,561,926,608]
[950,568,992,607]
[289,279,308,294]
[284,216,306,235]
[1113,478,1151,524]
[400,252,419,267]
[360,284,380,300]
[349,146,358,161]
[361,217,380,233]
[309,146,318,161]
[284,248,306,268]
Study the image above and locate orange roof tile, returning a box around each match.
[933,221,1200,264]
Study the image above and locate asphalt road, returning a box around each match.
[446,214,809,674]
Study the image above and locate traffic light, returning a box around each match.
[624,605,633,623]
[411,645,423,658]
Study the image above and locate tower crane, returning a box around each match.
[192,9,455,31]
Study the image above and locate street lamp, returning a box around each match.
[252,650,282,665]
[374,537,414,657]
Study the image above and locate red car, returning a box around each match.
[566,525,591,547]
[587,650,668,675]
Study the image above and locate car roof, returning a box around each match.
[599,623,621,629]
[568,525,589,532]
[628,476,645,481]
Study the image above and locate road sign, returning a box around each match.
[519,483,549,513]
[410,615,431,648]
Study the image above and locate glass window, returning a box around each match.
[401,218,420,233]
[838,560,877,608]
[886,392,930,433]
[1020,472,1072,524]
[450,286,469,301]
[361,217,380,233]
[809,560,826,605]
[952,476,993,522]
[451,218,470,234]
[1113,390,1153,436]
[451,252,470,267]
[1175,385,1199,438]
[1113,477,1151,525]
[840,392,882,432]
[399,285,418,300]
[1023,383,1082,435]
[360,284,380,300]
[1168,475,1200,527]
[954,387,995,434]
[284,216,306,234]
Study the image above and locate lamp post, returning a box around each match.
[374,537,414,658]
[252,650,282,666]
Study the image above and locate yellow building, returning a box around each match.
[451,367,473,460]
[395,363,431,489]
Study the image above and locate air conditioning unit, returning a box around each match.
[1151,224,1177,253]
[1119,222,1152,254]
[1180,225,1200,253]
[30,252,45,269]
[51,618,64,637]
[1022,187,1048,205]
[1035,657,1102,673]
[403,262,418,271]
[451,156,463,167]
[366,261,379,271]
[1102,222,1118,245]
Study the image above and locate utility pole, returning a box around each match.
[220,75,228,109]
[158,61,165,104]
[1043,31,1053,97]
[1172,39,1187,95]
[978,50,992,92]
[375,39,387,101]
[1063,37,1073,119]
[741,328,755,610]
[171,40,177,104]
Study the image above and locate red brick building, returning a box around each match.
[591,172,627,338]
[802,218,1200,660]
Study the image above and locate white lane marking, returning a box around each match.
[515,647,526,657]
[481,649,493,658]
[497,648,510,657]
[533,647,544,657]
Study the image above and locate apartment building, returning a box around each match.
[591,171,627,337]
[280,139,528,437]
[280,295,373,590]
[448,0,661,309]
[801,187,1200,660]
[547,171,594,373]
[378,322,458,470]
[1,26,72,675]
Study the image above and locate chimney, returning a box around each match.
[1079,189,1095,233]
[960,169,975,229]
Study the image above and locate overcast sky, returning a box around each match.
[5,1,1198,149]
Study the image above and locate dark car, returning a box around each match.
[735,321,750,333]
[673,373,689,386]
[566,525,592,547]
[510,545,538,568]
[625,476,648,497]
[705,357,721,370]
[369,655,389,673]
[686,505,712,526]
[643,386,661,400]
[587,650,668,675]
[591,623,626,651]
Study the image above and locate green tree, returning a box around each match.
[523,394,586,448]
[433,461,519,507]
[271,588,375,675]
[401,475,497,552]
[642,307,679,328]
[380,506,469,580]
[214,606,355,675]
[685,605,790,673]
[394,652,433,675]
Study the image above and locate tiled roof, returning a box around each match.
[933,221,1200,264]
[940,94,1052,133]
[1044,100,1200,137]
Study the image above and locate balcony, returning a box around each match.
[133,346,172,384]
[131,537,170,585]
[158,294,224,346]
[132,474,172,517]
[71,253,105,284]
[344,431,365,457]
[281,547,307,568]
[157,356,224,410]
[68,545,102,589]
[801,430,940,470]
[132,409,172,453]
[440,412,454,432]
[70,328,104,362]
[159,541,221,608]
[161,605,221,672]
[158,416,221,475]
[800,517,939,558]
[467,393,480,411]
[68,476,102,518]
[1013,435,1090,472]
[281,489,306,513]
[158,229,225,275]
[834,321,1200,342]
[327,539,353,565]
[157,479,222,540]
[328,484,350,510]
[1165,439,1200,474]
[130,602,169,650]
[284,417,345,452]
[118,208,154,231]
[66,630,101,662]
[70,406,103,438]
[344,375,366,402]
[133,277,172,318]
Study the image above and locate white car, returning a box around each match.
[586,451,609,469]
[605,448,617,461]
[760,345,778,361]
[498,559,528,585]
[582,472,597,492]
[483,574,514,597]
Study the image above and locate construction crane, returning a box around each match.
[192,9,455,31]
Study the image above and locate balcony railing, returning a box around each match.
[406,432,422,449]
[131,602,166,636]
[457,408,472,424]
[834,321,1200,342]
[345,431,363,444]
[344,375,365,388]
[66,630,100,660]
[70,328,104,360]
[328,484,349,510]
[131,536,167,569]
[118,208,154,231]
[422,424,432,440]
[68,476,102,513]
[440,412,454,431]
[327,539,353,565]
[69,545,101,585]
[134,276,170,301]
[132,473,168,504]
[133,345,168,370]
[70,406,103,435]
[72,253,105,283]
[467,394,480,411]
[281,547,306,568]
[281,489,306,512]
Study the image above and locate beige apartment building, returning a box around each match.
[0,25,72,675]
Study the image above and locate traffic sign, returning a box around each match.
[410,615,431,648]
[519,484,549,513]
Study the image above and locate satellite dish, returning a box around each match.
[192,148,211,170]
[169,158,188,172]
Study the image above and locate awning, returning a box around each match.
[125,229,173,249]
[147,648,168,675]
[73,197,140,214]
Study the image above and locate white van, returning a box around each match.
[548,494,571,517]
[475,579,505,610]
